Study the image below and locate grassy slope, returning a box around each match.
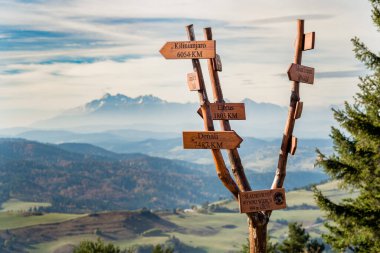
[0,212,85,230]
[5,181,356,253]
[1,199,51,212]
[0,199,85,231]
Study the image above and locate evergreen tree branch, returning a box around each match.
[351,37,380,70]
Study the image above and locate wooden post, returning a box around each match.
[203,27,269,253]
[185,24,240,199]
[203,27,252,192]
[267,19,307,218]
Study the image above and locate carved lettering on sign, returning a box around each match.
[287,63,315,84]
[159,40,216,59]
[197,103,246,120]
[239,188,287,213]
[183,131,243,149]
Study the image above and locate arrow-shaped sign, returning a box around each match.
[159,40,216,59]
[287,63,315,84]
[183,131,243,149]
[197,103,246,120]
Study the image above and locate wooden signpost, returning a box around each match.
[197,103,246,120]
[239,188,286,213]
[183,131,243,149]
[160,20,316,253]
[159,40,216,59]
[287,63,315,84]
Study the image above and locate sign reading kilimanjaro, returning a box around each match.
[159,40,216,59]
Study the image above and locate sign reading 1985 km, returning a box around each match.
[198,103,246,120]
[183,131,243,149]
[160,40,216,59]
[239,188,287,213]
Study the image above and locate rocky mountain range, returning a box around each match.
[22,93,337,138]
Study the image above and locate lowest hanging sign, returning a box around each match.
[160,40,216,59]
[239,188,286,213]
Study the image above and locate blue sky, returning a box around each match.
[0,0,379,128]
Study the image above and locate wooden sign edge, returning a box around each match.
[303,32,315,51]
[294,101,303,119]
[187,72,200,91]
[290,136,298,155]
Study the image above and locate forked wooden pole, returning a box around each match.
[267,19,304,218]
[203,27,269,253]
[159,20,314,253]
[203,27,252,192]
[185,24,240,199]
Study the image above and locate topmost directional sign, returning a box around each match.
[160,40,216,59]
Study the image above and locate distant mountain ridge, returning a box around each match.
[71,93,168,114]
[3,129,332,172]
[0,138,328,212]
[28,93,336,138]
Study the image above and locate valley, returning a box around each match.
[0,181,353,253]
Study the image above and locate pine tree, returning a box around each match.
[277,222,309,253]
[313,0,380,252]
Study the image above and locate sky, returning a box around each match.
[0,0,380,128]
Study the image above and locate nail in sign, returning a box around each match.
[197,103,246,120]
[159,40,216,59]
[183,131,243,149]
[187,72,200,91]
[239,188,286,213]
[287,63,315,84]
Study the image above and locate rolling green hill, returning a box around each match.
[0,138,328,213]
[0,181,353,253]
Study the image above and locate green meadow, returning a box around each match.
[1,181,355,253]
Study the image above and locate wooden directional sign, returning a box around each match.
[287,63,315,84]
[187,72,200,91]
[183,131,243,149]
[159,40,216,59]
[214,54,222,71]
[239,188,286,213]
[303,32,315,51]
[197,103,246,120]
[294,101,303,119]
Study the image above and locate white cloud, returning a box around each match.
[0,0,379,128]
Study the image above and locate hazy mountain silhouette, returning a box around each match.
[28,93,336,138]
